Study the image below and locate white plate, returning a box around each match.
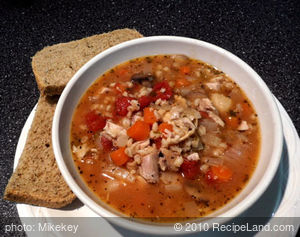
[15,98,300,236]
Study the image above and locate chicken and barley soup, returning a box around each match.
[70,55,260,221]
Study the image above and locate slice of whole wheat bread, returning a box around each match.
[32,28,143,96]
[4,96,76,208]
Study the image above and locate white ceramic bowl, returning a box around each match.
[52,36,283,235]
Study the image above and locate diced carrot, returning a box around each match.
[127,120,150,141]
[115,83,126,93]
[210,165,233,182]
[225,116,239,129]
[242,102,252,117]
[158,122,173,138]
[180,66,191,74]
[110,147,130,166]
[118,68,128,76]
[175,77,191,88]
[143,107,157,125]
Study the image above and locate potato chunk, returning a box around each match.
[211,93,232,113]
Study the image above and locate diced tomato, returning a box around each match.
[154,137,162,149]
[200,111,209,119]
[181,159,200,180]
[130,83,142,94]
[205,165,233,183]
[100,136,113,152]
[115,96,134,116]
[85,111,106,132]
[205,170,218,183]
[152,81,173,100]
[138,95,153,109]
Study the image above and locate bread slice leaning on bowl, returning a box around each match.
[32,28,143,96]
[4,28,143,208]
[4,96,76,208]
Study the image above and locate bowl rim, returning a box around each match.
[52,36,283,235]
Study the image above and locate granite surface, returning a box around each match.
[0,0,299,236]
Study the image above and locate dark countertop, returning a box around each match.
[0,0,299,236]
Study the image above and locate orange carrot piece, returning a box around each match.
[110,147,130,166]
[143,107,157,125]
[180,66,191,74]
[118,68,128,76]
[175,77,191,88]
[242,102,252,117]
[225,116,239,129]
[211,165,233,182]
[158,123,173,137]
[127,120,150,141]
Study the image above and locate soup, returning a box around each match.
[70,55,260,221]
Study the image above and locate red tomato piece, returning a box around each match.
[85,111,106,132]
[138,95,153,109]
[100,136,113,152]
[152,81,173,100]
[115,96,134,116]
[180,159,200,180]
[205,170,218,183]
[200,111,209,119]
[154,137,162,149]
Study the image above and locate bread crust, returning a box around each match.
[32,28,143,96]
[4,96,76,208]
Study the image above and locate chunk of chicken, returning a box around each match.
[196,98,216,111]
[125,140,156,158]
[160,148,184,171]
[174,95,188,107]
[139,152,159,183]
[72,143,89,159]
[103,120,129,147]
[158,157,167,171]
[207,111,225,127]
[205,82,221,91]
[187,152,200,161]
[195,97,225,127]
[238,120,249,131]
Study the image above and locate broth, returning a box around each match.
[70,55,260,222]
